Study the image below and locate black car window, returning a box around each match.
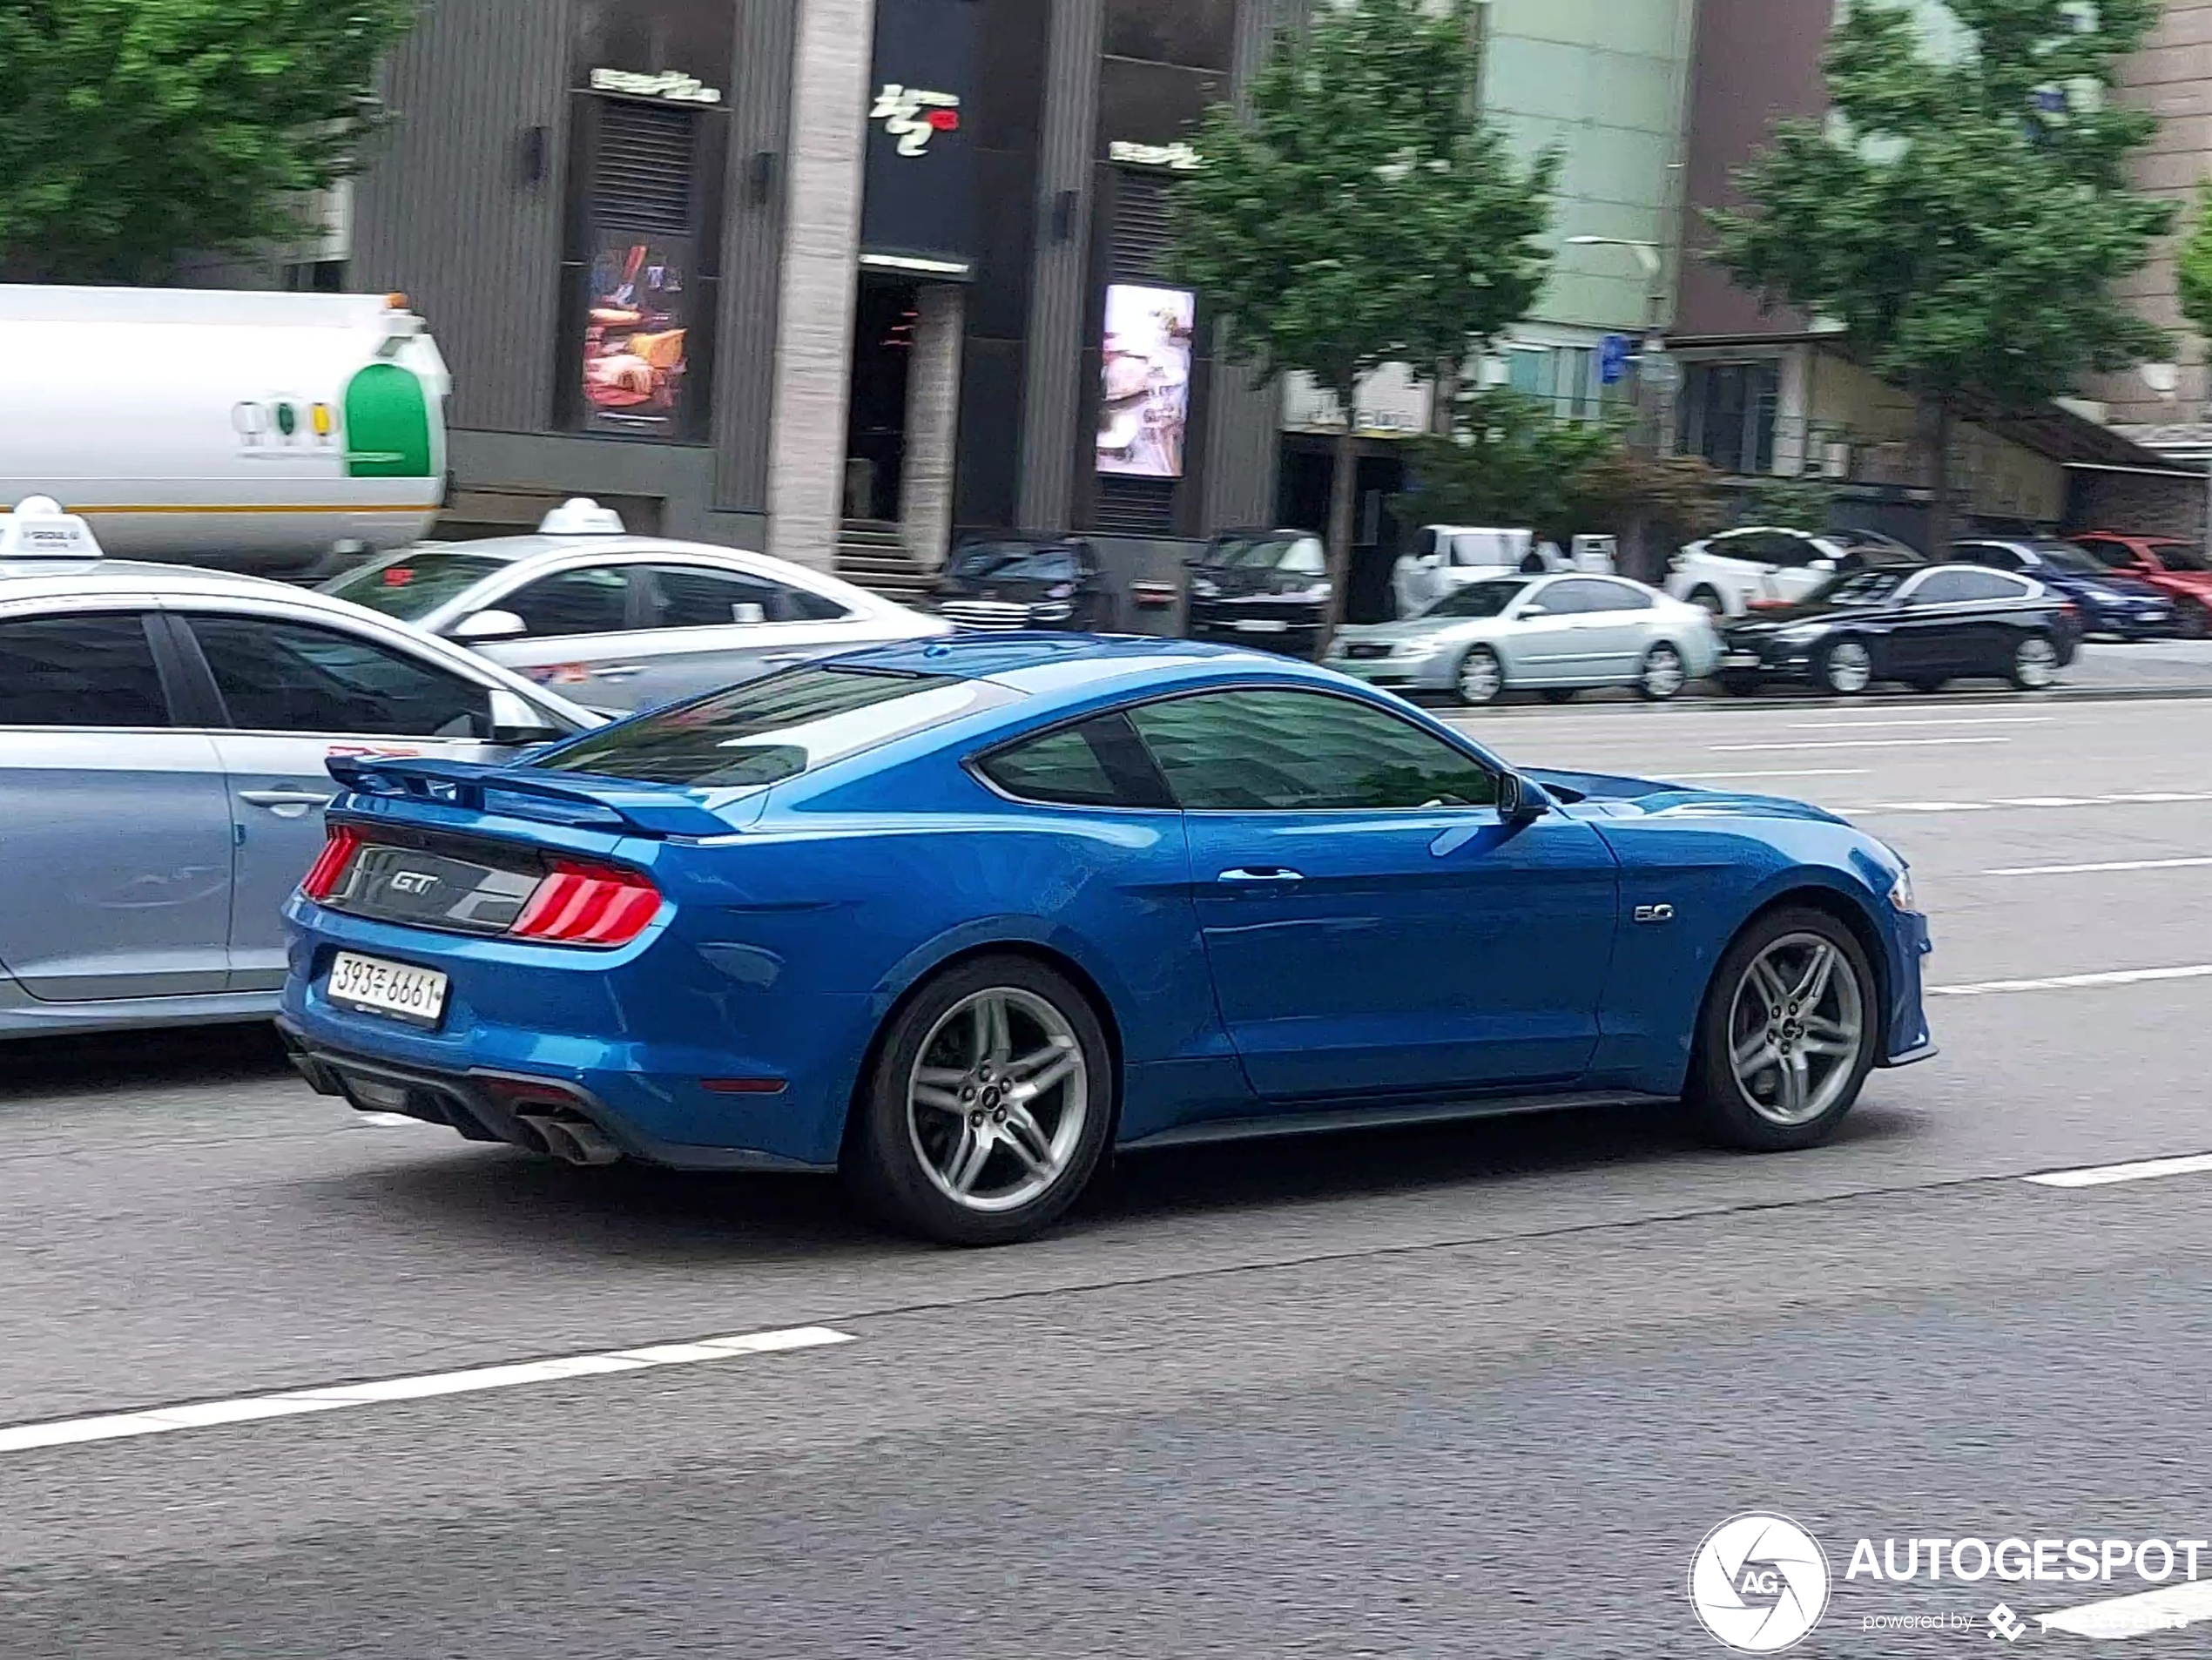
[1824,569,1908,607]
[1533,580,1601,615]
[1429,579,1530,618]
[1129,690,1498,812]
[540,666,1018,792]
[1958,544,2023,570]
[2151,540,2211,573]
[976,712,1171,809]
[1912,569,2020,605]
[2074,537,2131,569]
[187,616,487,738]
[2026,542,2106,574]
[326,550,509,620]
[952,543,1081,584]
[644,563,849,627]
[501,565,632,638]
[0,613,170,727]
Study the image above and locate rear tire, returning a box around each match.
[1686,907,1879,1153]
[2179,600,2210,641]
[1638,641,1688,701]
[2009,632,2060,691]
[844,955,1114,1246]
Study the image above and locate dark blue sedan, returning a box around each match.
[279,637,1934,1245]
[1953,537,2175,638]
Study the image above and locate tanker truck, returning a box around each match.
[0,286,449,575]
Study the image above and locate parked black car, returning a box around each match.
[1716,562,2080,696]
[1185,529,1333,658]
[933,536,1113,632]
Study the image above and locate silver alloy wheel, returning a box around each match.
[2014,635,2060,690]
[1458,647,1503,705]
[1726,933,1867,1128]
[907,987,1089,1215]
[1642,642,1686,699]
[1824,640,1873,694]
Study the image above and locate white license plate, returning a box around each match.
[327,952,449,1024]
[1233,618,1291,633]
[1723,651,1762,669]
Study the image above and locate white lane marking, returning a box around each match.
[1985,855,2212,878]
[1708,737,2014,752]
[1784,716,2053,729]
[1932,964,2212,997]
[2023,1151,2212,1190]
[1667,769,1870,782]
[0,1325,855,1458]
[1840,791,2212,817]
[2037,1576,2212,1637]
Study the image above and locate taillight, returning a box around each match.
[508,859,661,947]
[300,825,362,901]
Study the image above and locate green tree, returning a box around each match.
[1170,0,1554,629]
[0,0,415,282]
[2178,180,2212,367]
[1710,0,2172,554]
[1742,477,1840,532]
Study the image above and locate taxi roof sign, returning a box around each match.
[0,496,103,560]
[538,497,626,536]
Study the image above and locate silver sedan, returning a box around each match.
[324,500,948,712]
[1326,572,1722,705]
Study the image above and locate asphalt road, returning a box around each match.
[8,693,2212,1657]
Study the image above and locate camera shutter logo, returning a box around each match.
[1689,1514,1831,1653]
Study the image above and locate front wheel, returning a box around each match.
[2010,633,2060,691]
[845,955,1114,1246]
[1687,908,1879,1152]
[1639,641,1688,701]
[1816,638,1874,696]
[1454,645,1505,706]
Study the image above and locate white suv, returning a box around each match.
[1665,527,1923,617]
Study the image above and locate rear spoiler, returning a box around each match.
[325,756,736,839]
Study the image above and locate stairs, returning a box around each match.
[835,520,937,602]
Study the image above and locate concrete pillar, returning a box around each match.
[766,0,877,572]
[900,284,965,570]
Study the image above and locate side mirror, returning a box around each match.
[485,687,567,747]
[1811,557,1838,573]
[1517,603,1548,619]
[453,608,528,644]
[1497,771,1547,825]
[729,602,767,625]
[1420,553,1445,570]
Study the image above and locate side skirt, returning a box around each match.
[1118,1090,1679,1153]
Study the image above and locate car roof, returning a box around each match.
[0,557,311,602]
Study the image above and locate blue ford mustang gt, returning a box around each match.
[278,636,1934,1245]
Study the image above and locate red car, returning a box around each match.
[2073,532,2212,638]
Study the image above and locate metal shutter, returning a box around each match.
[592,100,697,232]
[1109,171,1175,282]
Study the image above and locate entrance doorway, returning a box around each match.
[844,277,919,523]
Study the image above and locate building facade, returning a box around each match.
[328,0,1290,582]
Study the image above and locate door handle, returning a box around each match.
[591,665,645,681]
[760,651,811,667]
[238,788,334,808]
[1217,867,1305,884]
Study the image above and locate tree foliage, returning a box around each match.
[2178,181,2212,348]
[1710,0,2172,545]
[0,0,415,282]
[1168,0,1554,619]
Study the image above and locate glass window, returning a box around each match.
[1910,569,2021,605]
[1103,0,1238,69]
[2151,540,2210,574]
[644,564,849,628]
[976,713,1170,809]
[324,551,508,620]
[1584,580,1654,612]
[1823,569,1908,607]
[2074,536,2134,570]
[502,566,633,638]
[1129,690,1497,813]
[539,666,1019,792]
[1205,534,1326,575]
[0,614,169,727]
[951,543,1081,584]
[2025,542,2106,574]
[188,617,488,738]
[1427,578,1530,618]
[1532,580,1599,615]
[1684,361,1781,476]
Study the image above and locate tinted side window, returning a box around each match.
[1591,582,1654,611]
[644,564,849,627]
[502,566,632,638]
[2075,537,2131,569]
[0,614,169,727]
[1534,581,1598,615]
[188,617,486,738]
[1912,570,2019,604]
[976,713,1170,809]
[1129,690,1497,812]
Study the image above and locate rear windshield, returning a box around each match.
[326,551,508,619]
[536,666,1018,791]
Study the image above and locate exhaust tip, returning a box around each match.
[515,1110,622,1167]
